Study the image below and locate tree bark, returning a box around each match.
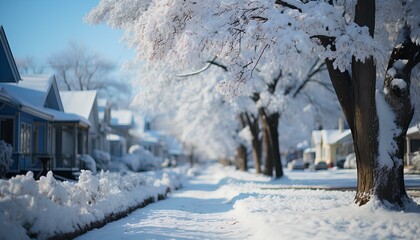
[245,113,262,174]
[376,25,419,205]
[235,144,248,171]
[259,108,283,178]
[325,0,419,206]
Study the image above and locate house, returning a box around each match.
[0,75,91,178]
[60,90,106,154]
[0,26,90,179]
[108,109,134,157]
[405,124,420,165]
[311,120,353,167]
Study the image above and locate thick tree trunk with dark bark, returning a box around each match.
[235,144,248,171]
[376,25,419,205]
[324,0,419,206]
[351,56,378,205]
[259,108,283,178]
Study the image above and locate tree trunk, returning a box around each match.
[245,113,262,174]
[376,25,418,205]
[259,108,283,178]
[325,0,419,206]
[235,144,248,171]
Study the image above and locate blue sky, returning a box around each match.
[0,0,134,70]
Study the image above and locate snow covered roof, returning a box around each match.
[106,133,126,142]
[18,75,52,92]
[0,84,90,126]
[312,129,352,145]
[0,26,20,83]
[97,98,108,107]
[407,124,420,136]
[60,90,97,119]
[111,109,133,127]
[3,75,64,111]
[330,129,352,144]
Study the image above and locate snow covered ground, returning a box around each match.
[78,163,420,240]
[0,168,186,240]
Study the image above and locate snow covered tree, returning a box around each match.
[87,0,420,207]
[132,63,240,162]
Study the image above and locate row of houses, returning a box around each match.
[303,118,420,168]
[0,26,181,179]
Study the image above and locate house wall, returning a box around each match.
[0,103,55,172]
[405,131,420,165]
[314,144,323,163]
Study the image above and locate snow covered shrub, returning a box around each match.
[92,149,111,170]
[411,152,420,170]
[80,154,97,174]
[0,167,184,240]
[124,145,160,172]
[74,170,100,206]
[0,140,13,178]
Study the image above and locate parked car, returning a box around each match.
[287,159,305,170]
[315,161,328,170]
[344,153,357,169]
[336,159,346,169]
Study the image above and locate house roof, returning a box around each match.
[312,129,352,145]
[0,26,20,83]
[60,90,97,119]
[330,129,352,144]
[6,75,64,111]
[110,109,133,127]
[407,124,420,136]
[97,98,108,107]
[0,84,90,126]
[106,133,126,142]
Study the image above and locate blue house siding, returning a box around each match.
[0,102,52,173]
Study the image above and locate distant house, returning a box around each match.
[405,124,420,165]
[311,122,353,167]
[60,90,106,154]
[108,109,134,157]
[129,114,184,162]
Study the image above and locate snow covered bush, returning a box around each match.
[0,140,13,178]
[124,145,161,172]
[411,153,420,171]
[92,149,111,170]
[80,154,97,174]
[0,167,185,240]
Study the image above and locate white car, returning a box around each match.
[287,159,305,170]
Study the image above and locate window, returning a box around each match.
[20,122,32,154]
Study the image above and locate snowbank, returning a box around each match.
[206,165,420,240]
[0,167,186,240]
[77,163,420,240]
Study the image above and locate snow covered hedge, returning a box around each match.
[0,168,186,240]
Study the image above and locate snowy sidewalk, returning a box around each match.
[77,164,420,240]
[77,166,251,239]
